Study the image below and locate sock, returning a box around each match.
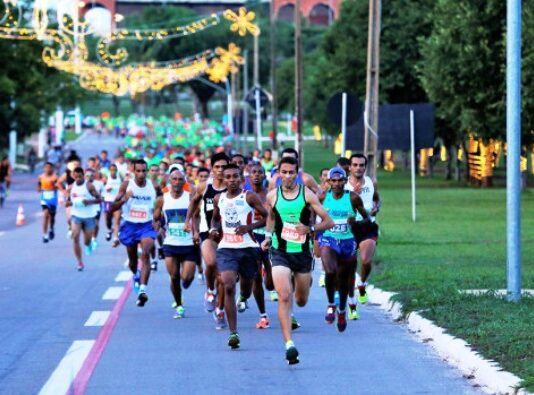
[209,288,216,295]
[348,296,355,305]
[139,284,147,292]
[216,307,224,315]
[260,313,268,318]
[285,340,295,350]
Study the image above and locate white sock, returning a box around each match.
[139,284,147,292]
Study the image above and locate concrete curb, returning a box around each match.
[367,285,530,395]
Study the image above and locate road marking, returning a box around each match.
[71,282,132,394]
[84,311,111,327]
[114,271,132,282]
[38,340,95,395]
[0,231,5,237]
[102,287,124,300]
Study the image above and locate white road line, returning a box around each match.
[115,271,132,282]
[84,311,111,327]
[38,340,95,395]
[102,287,124,300]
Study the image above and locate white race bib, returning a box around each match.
[281,223,306,244]
[42,190,55,200]
[129,205,148,220]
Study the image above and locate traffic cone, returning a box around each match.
[16,205,26,226]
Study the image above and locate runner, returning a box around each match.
[102,163,122,246]
[57,157,82,238]
[86,169,105,251]
[246,163,277,328]
[0,156,12,208]
[153,167,198,319]
[345,154,381,317]
[319,167,369,330]
[112,159,158,307]
[197,167,210,185]
[261,156,334,364]
[148,163,164,271]
[38,162,59,243]
[316,167,330,287]
[268,148,320,193]
[185,152,229,329]
[67,167,101,271]
[210,163,267,349]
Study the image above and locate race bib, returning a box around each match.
[72,198,85,208]
[223,232,244,244]
[331,219,348,234]
[205,203,214,212]
[281,223,306,244]
[42,190,55,200]
[169,222,186,238]
[129,205,148,219]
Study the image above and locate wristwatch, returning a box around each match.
[310,225,315,233]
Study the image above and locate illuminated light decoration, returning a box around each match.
[440,145,447,162]
[207,43,244,83]
[223,7,260,37]
[383,150,395,172]
[418,148,433,175]
[1,0,21,28]
[467,135,498,182]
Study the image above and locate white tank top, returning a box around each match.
[122,179,156,223]
[103,175,122,202]
[71,181,98,218]
[162,191,193,246]
[218,191,257,249]
[345,175,376,222]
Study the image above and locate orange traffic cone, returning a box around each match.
[16,204,26,226]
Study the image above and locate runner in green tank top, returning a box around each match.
[318,167,369,331]
[262,156,334,365]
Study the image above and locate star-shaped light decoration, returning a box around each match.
[223,7,260,37]
[207,58,230,83]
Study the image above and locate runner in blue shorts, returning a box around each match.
[318,167,369,331]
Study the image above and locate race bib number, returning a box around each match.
[331,220,348,234]
[42,190,55,200]
[281,223,306,244]
[73,198,85,208]
[223,232,244,244]
[169,222,186,238]
[129,205,148,219]
[205,203,214,212]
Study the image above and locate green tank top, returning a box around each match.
[272,186,311,253]
[322,190,355,240]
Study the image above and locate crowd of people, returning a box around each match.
[37,137,381,365]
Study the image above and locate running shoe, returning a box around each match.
[285,346,299,365]
[348,304,360,320]
[48,229,55,240]
[319,272,326,287]
[256,316,270,329]
[204,291,217,312]
[228,332,240,349]
[337,310,347,332]
[43,236,49,244]
[334,291,340,306]
[158,247,165,260]
[358,287,369,304]
[105,231,112,241]
[91,238,98,251]
[77,262,84,271]
[291,315,301,330]
[136,291,148,307]
[150,260,158,271]
[171,297,184,309]
[325,305,336,324]
[133,270,141,292]
[269,290,279,301]
[214,311,227,330]
[84,244,92,256]
[173,305,185,319]
[236,295,248,313]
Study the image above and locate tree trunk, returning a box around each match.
[112,96,120,116]
[445,145,453,180]
[200,100,209,119]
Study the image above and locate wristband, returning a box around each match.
[209,227,219,233]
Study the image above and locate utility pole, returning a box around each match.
[270,0,278,149]
[294,0,304,162]
[364,0,381,179]
[243,50,249,153]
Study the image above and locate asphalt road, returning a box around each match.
[0,133,483,395]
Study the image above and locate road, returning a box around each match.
[0,133,482,395]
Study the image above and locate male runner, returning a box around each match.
[154,167,198,319]
[38,162,59,243]
[57,157,81,237]
[268,148,320,193]
[67,167,101,271]
[148,163,163,271]
[345,154,381,316]
[185,152,229,328]
[319,167,369,330]
[102,163,122,246]
[112,159,158,307]
[210,163,267,349]
[316,167,330,287]
[261,156,334,364]
[86,169,104,251]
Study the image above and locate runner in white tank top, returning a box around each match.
[102,164,122,245]
[209,164,267,349]
[345,154,381,313]
[153,168,198,319]
[68,167,101,272]
[112,159,158,307]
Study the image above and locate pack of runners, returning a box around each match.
[39,143,381,365]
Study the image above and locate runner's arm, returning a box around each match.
[85,182,102,205]
[111,181,131,212]
[209,194,221,238]
[260,191,276,250]
[349,192,369,223]
[37,176,42,193]
[153,196,163,231]
[371,179,381,216]
[243,192,267,231]
[303,172,321,195]
[185,181,206,226]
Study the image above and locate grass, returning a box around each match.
[303,146,534,391]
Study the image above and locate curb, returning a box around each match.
[367,285,530,395]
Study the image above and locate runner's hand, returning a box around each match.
[153,220,160,231]
[235,225,249,235]
[347,216,356,226]
[209,229,220,240]
[261,237,271,251]
[193,231,200,245]
[184,222,192,232]
[294,223,310,235]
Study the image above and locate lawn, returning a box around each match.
[303,145,534,391]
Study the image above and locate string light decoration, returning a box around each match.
[223,7,260,36]
[207,43,244,83]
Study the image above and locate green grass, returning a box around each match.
[303,145,534,390]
